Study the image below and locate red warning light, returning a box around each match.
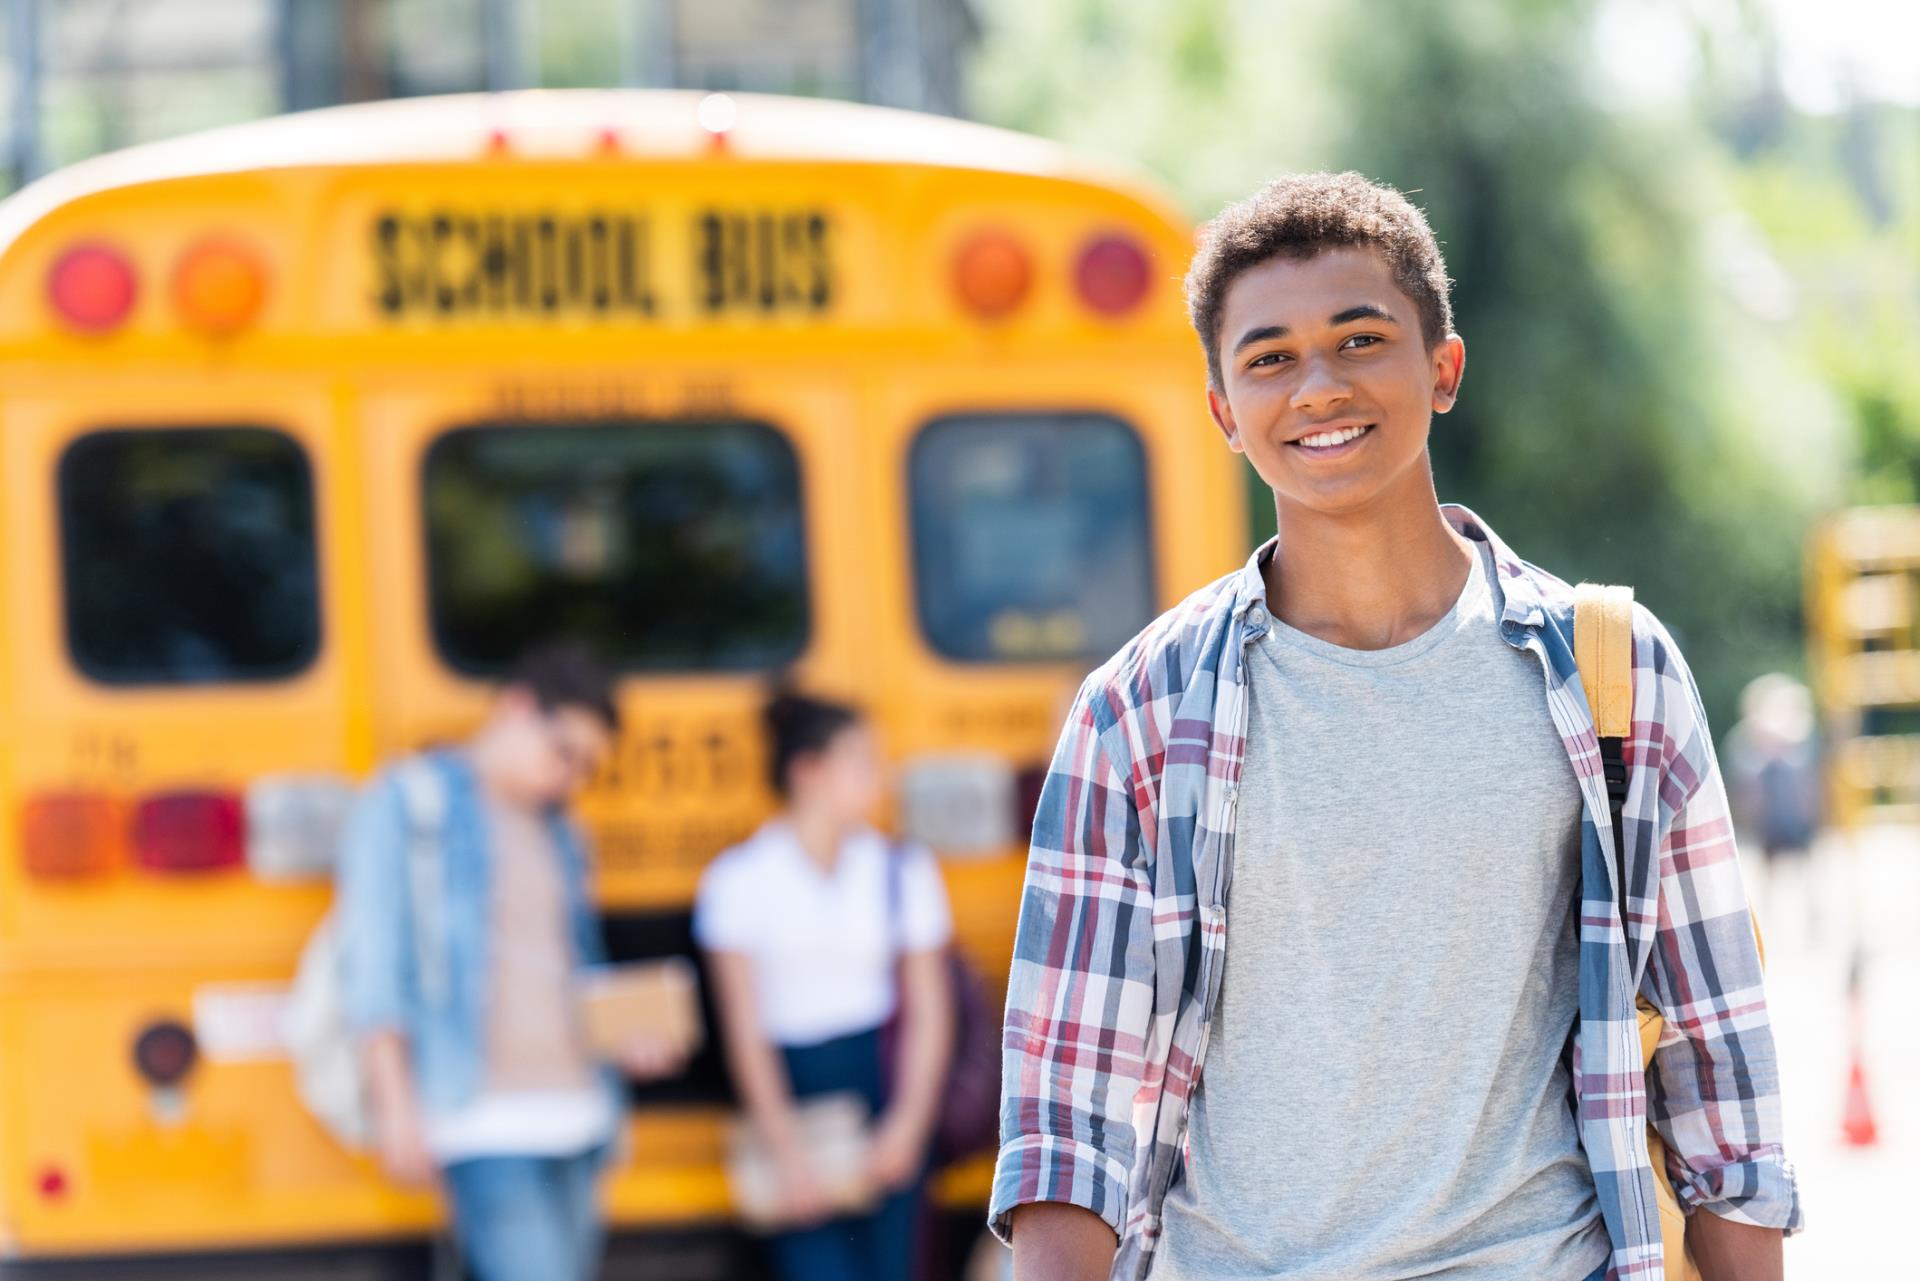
[1074,233,1152,317]
[48,243,137,333]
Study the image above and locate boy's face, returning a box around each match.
[488,689,614,805]
[1205,245,1465,518]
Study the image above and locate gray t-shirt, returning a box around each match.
[1152,537,1611,1281]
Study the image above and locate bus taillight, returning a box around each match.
[952,229,1033,320]
[1074,233,1152,317]
[172,237,267,337]
[22,791,121,878]
[47,242,137,333]
[133,792,245,874]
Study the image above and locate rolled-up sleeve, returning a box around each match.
[988,675,1157,1246]
[336,772,411,1039]
[1642,631,1805,1234]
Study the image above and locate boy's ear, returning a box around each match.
[1207,387,1243,453]
[1431,333,1466,413]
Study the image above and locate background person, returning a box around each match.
[337,641,689,1281]
[1725,672,1826,937]
[697,688,955,1281]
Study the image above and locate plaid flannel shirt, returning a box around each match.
[989,501,1803,1281]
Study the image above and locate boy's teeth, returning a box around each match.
[1300,425,1368,448]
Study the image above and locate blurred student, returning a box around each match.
[1725,672,1825,934]
[696,689,954,1281]
[336,641,689,1281]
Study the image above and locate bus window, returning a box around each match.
[59,427,320,685]
[424,419,809,674]
[910,412,1155,662]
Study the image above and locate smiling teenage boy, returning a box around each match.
[989,173,1802,1281]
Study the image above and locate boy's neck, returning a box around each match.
[1264,482,1477,652]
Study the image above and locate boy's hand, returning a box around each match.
[374,1100,435,1189]
[617,1032,689,1080]
[865,1111,926,1193]
[362,1030,434,1189]
[775,1144,835,1226]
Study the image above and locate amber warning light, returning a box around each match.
[172,237,268,336]
[952,229,1033,320]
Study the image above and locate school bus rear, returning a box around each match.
[0,91,1243,1272]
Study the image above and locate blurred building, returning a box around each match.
[1,0,978,187]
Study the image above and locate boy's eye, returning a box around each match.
[1249,352,1286,368]
[1343,334,1381,349]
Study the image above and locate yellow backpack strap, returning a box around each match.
[1577,583,1757,1281]
[1573,584,1771,979]
[1573,583,1635,739]
[1577,584,1689,1280]
[1574,581,1636,926]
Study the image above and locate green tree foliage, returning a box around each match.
[1728,106,1920,507]
[1317,1,1845,732]
[968,0,1905,733]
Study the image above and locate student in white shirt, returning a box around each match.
[695,689,955,1281]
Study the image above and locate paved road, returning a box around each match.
[1762,824,1918,1276]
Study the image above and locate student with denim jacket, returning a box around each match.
[337,642,688,1281]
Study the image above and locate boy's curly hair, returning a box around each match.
[1185,171,1453,390]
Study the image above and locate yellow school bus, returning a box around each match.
[0,90,1244,1276]
[1805,505,1920,827]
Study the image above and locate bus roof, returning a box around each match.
[0,90,1182,252]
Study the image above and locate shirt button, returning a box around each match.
[1246,603,1267,626]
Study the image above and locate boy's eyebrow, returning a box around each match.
[1232,305,1400,355]
[1231,323,1289,354]
[1330,303,1397,326]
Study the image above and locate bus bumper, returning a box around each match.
[0,1226,759,1280]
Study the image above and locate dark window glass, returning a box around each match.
[425,420,808,674]
[910,413,1154,662]
[60,427,320,685]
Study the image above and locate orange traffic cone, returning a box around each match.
[1841,1056,1878,1146]
[1841,951,1878,1147]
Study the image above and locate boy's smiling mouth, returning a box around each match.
[1290,422,1376,454]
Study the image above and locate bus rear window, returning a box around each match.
[424,420,809,673]
[910,413,1154,662]
[59,427,321,685]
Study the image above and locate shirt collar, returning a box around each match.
[1229,500,1548,634]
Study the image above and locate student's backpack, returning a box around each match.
[1573,584,1767,1281]
[284,758,451,1150]
[878,840,1003,1165]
